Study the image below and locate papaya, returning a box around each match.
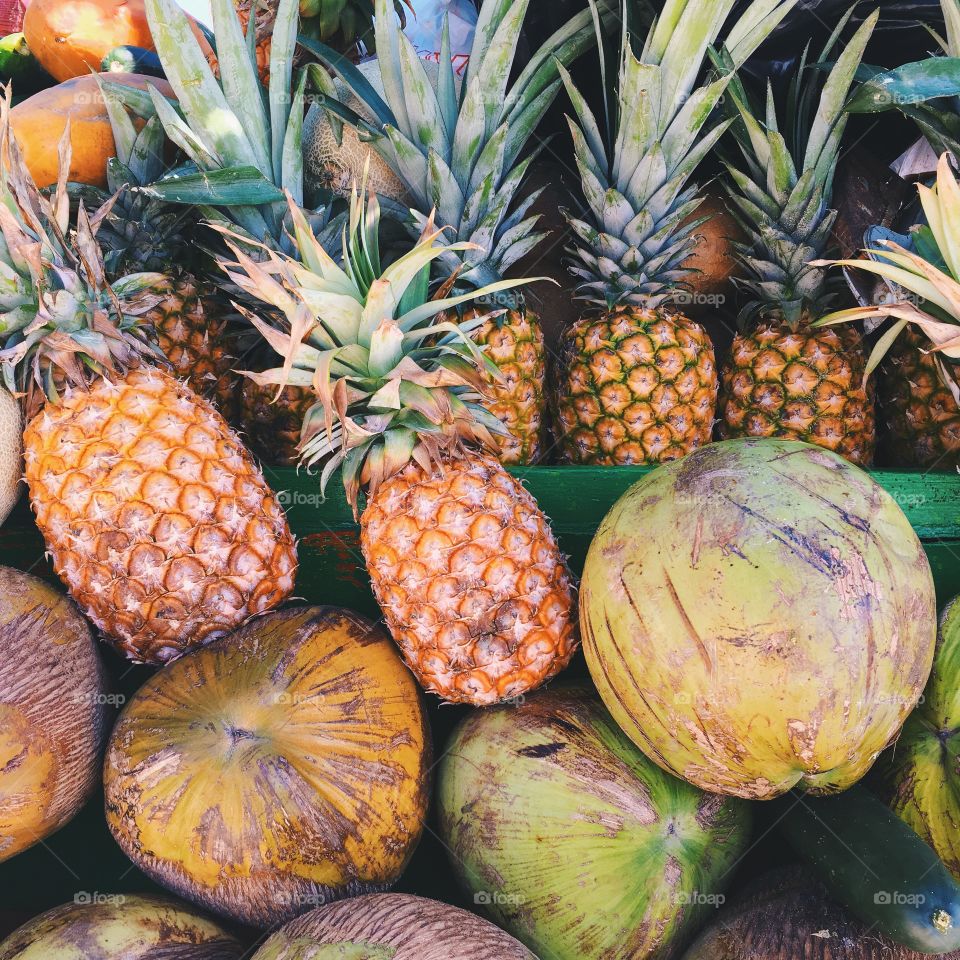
[9,72,175,188]
[23,0,212,84]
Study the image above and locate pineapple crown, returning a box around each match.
[813,152,960,404]
[560,0,796,310]
[0,91,163,410]
[303,0,616,290]
[719,8,878,329]
[214,169,542,511]
[76,77,199,278]
[106,0,335,256]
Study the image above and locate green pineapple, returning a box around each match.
[553,0,795,464]
[302,0,611,464]
[717,11,879,466]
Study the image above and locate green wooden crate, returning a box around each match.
[0,464,958,941]
[270,464,960,610]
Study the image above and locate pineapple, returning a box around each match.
[717,13,879,466]
[113,0,347,451]
[553,0,794,465]
[304,0,609,464]
[215,181,577,706]
[0,96,297,665]
[89,81,236,412]
[879,327,960,468]
[813,153,960,471]
[239,366,314,465]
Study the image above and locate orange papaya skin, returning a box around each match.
[10,73,175,188]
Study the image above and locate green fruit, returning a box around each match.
[0,33,42,83]
[776,785,960,954]
[437,686,751,960]
[884,597,960,880]
[0,894,244,958]
[581,438,937,800]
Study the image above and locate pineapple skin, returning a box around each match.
[24,368,297,664]
[240,377,315,466]
[470,308,548,466]
[151,276,235,411]
[719,322,876,467]
[879,327,960,469]
[554,305,718,465]
[360,453,578,706]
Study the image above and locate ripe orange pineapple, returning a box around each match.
[717,15,879,465]
[216,184,577,705]
[0,96,297,665]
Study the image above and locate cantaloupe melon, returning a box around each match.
[304,59,462,205]
[304,59,409,204]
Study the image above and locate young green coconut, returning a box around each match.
[813,153,960,468]
[216,177,577,706]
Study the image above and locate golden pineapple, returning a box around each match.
[720,323,875,467]
[556,306,717,464]
[466,307,548,465]
[25,369,296,662]
[879,328,960,468]
[216,185,577,706]
[361,453,573,703]
[717,14,879,465]
[0,94,297,665]
[552,0,791,464]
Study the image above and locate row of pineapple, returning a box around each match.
[2,0,959,494]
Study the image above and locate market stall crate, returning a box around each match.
[0,463,958,942]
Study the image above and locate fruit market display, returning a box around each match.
[2,0,960,957]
